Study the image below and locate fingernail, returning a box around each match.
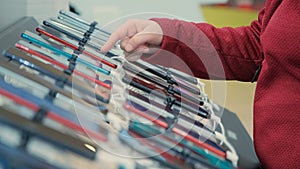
[125,44,133,52]
[100,47,106,52]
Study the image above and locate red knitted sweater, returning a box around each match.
[145,0,300,168]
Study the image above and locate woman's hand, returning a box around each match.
[101,19,163,55]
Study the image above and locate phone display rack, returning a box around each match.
[0,11,261,169]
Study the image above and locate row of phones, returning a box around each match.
[0,10,238,169]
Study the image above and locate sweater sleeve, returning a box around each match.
[143,9,265,82]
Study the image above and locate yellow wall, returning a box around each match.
[201,6,260,137]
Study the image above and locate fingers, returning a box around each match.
[101,19,163,54]
[123,32,161,52]
[101,32,121,53]
[120,37,130,51]
[101,29,129,53]
[101,19,139,53]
